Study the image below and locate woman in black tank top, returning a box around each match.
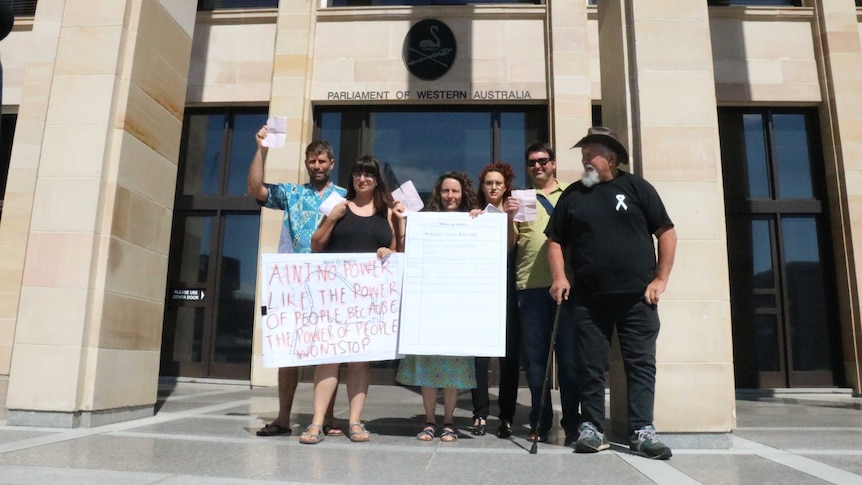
[301,156,403,445]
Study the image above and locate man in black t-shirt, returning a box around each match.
[545,127,677,460]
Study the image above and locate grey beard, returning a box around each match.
[581,169,600,188]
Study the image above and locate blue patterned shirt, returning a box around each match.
[263,182,347,253]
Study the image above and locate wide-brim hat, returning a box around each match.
[572,126,629,165]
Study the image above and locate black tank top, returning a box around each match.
[324,205,392,253]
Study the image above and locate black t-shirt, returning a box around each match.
[544,171,673,298]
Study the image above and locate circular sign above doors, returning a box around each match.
[402,19,457,81]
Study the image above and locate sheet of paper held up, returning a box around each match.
[261,116,287,148]
[391,180,424,213]
[318,192,346,216]
[398,211,507,357]
[511,189,537,222]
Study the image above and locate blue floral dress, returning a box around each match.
[396,355,476,390]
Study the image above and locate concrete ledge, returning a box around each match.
[6,405,154,428]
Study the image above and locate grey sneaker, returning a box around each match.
[574,422,610,453]
[629,425,672,460]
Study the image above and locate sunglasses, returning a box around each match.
[526,157,552,167]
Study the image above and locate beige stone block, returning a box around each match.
[6,343,82,411]
[99,292,163,351]
[194,83,272,104]
[137,0,193,79]
[46,75,115,125]
[657,300,732,363]
[122,82,183,163]
[237,61,275,86]
[510,56,550,84]
[0,291,18,320]
[104,237,168,302]
[823,30,862,56]
[55,26,123,76]
[273,54,309,78]
[275,30,312,57]
[634,20,713,72]
[830,69,862,96]
[782,59,819,84]
[664,239,730,302]
[354,59,408,82]
[116,132,178,208]
[130,36,188,120]
[637,71,717,126]
[39,124,108,178]
[502,21,548,59]
[741,22,815,61]
[654,182,726,241]
[61,0,126,26]
[653,362,736,432]
[251,354,278,387]
[640,125,719,181]
[313,58,356,83]
[7,119,46,147]
[22,232,95,289]
[15,287,88,347]
[111,184,172,254]
[0,244,25,291]
[30,177,100,233]
[0,191,36,222]
[202,61,241,85]
[632,0,706,19]
[84,347,159,410]
[747,82,821,102]
[468,59,511,83]
[0,341,11,375]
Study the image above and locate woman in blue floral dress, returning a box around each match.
[396,171,478,442]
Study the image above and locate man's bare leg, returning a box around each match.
[257,367,298,436]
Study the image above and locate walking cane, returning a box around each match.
[529,301,563,455]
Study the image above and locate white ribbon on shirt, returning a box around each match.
[615,194,628,211]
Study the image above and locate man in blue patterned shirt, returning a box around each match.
[248,125,347,437]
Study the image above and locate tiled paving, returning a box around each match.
[1,377,860,484]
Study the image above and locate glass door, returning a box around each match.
[720,109,840,388]
[161,108,266,379]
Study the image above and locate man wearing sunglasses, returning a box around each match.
[508,143,580,444]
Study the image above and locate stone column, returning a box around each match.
[4,0,197,427]
[547,0,592,180]
[597,0,735,442]
[811,0,862,395]
[250,1,318,387]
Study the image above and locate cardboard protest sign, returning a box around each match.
[260,253,404,367]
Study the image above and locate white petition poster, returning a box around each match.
[260,253,404,367]
[398,211,507,356]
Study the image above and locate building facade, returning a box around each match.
[0,0,860,436]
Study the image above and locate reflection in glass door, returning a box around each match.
[161,108,266,379]
[315,105,547,384]
[719,108,840,388]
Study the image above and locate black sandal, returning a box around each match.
[417,423,436,441]
[441,423,459,442]
[472,417,486,436]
